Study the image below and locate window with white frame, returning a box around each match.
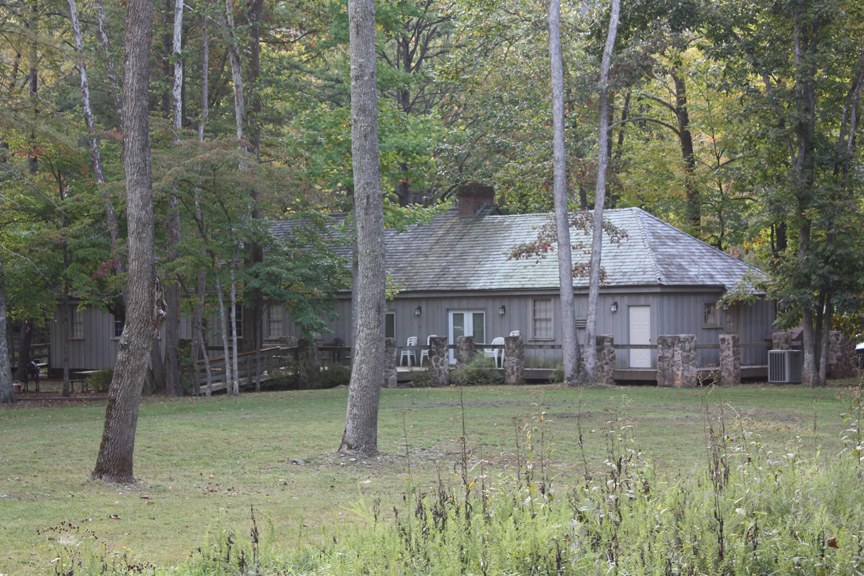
[531,298,553,340]
[267,306,283,340]
[71,307,84,339]
[704,302,719,327]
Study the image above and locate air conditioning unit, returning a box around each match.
[768,350,803,383]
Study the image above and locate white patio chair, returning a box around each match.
[400,336,418,366]
[509,330,521,337]
[420,335,436,365]
[483,336,505,368]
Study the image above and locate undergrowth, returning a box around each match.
[41,388,864,575]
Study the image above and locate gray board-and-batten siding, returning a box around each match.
[51,206,774,372]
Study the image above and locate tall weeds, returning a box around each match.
[58,391,864,575]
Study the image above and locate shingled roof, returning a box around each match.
[271,207,761,293]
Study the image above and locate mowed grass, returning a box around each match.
[0,380,859,574]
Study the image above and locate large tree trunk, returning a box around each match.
[163,0,185,397]
[547,0,580,387]
[0,252,15,405]
[338,0,386,458]
[92,0,158,483]
[583,0,620,382]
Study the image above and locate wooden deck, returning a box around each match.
[613,365,768,382]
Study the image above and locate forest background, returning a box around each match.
[1,0,864,397]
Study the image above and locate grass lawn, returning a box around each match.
[0,380,860,574]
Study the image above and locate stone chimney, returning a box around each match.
[457,183,496,217]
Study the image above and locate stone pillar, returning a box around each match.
[656,334,698,388]
[595,335,616,385]
[383,337,398,388]
[772,331,792,351]
[719,333,740,386]
[429,336,449,387]
[828,331,856,378]
[503,335,524,386]
[297,338,320,388]
[456,335,475,367]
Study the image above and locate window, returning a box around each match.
[385,312,395,339]
[267,306,282,340]
[704,303,719,327]
[531,299,553,340]
[70,307,84,339]
[113,317,124,338]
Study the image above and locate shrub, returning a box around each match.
[406,368,432,388]
[309,363,351,389]
[450,353,503,386]
[85,368,113,392]
[549,363,565,384]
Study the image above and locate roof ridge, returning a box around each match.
[634,208,761,275]
[631,208,664,284]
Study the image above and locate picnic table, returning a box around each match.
[69,370,98,392]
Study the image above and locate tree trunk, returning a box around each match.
[338,0,386,458]
[67,0,123,277]
[198,328,213,396]
[228,261,239,395]
[95,0,123,120]
[220,0,245,142]
[213,265,234,393]
[672,71,699,233]
[190,22,209,393]
[0,252,15,405]
[190,270,206,396]
[92,0,158,483]
[62,252,71,397]
[27,0,39,176]
[547,0,580,387]
[583,0,620,383]
[198,17,209,142]
[818,297,831,387]
[16,320,32,383]
[163,0,184,397]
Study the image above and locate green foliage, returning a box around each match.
[168,404,864,576]
[84,368,114,393]
[309,362,351,390]
[549,363,565,384]
[245,222,351,342]
[405,368,432,388]
[450,352,502,386]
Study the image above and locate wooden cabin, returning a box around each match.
[51,185,775,377]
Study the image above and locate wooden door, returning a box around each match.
[629,305,652,368]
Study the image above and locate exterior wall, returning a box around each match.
[50,304,167,372]
[50,289,776,373]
